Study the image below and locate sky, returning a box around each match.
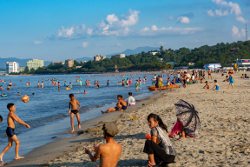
[0,0,249,61]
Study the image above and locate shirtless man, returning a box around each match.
[102,95,127,113]
[68,93,81,133]
[0,103,30,163]
[85,122,122,167]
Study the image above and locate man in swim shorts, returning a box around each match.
[0,103,30,164]
[68,94,81,133]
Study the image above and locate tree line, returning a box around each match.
[22,40,250,74]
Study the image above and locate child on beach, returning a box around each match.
[203,81,210,89]
[127,92,136,106]
[0,103,31,163]
[212,80,220,91]
[228,74,234,88]
[84,122,122,167]
[68,94,81,133]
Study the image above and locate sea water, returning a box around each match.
[0,73,155,161]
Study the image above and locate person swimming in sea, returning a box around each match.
[68,94,81,133]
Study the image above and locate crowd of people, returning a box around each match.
[0,69,240,166]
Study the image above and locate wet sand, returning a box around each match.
[6,72,250,167]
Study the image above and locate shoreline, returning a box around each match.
[5,72,250,167]
[6,90,164,167]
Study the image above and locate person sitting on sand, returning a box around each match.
[85,122,122,167]
[102,95,127,113]
[203,81,210,89]
[223,75,229,82]
[0,103,31,164]
[212,80,220,91]
[127,92,136,106]
[143,113,175,167]
[68,94,81,133]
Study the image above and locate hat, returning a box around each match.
[103,122,119,137]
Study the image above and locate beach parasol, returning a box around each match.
[174,99,200,137]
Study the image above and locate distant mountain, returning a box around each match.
[0,57,30,69]
[75,57,92,62]
[121,46,159,55]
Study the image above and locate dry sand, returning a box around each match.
[7,72,250,167]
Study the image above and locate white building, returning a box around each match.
[6,62,19,73]
[119,54,126,58]
[150,51,159,56]
[27,59,44,70]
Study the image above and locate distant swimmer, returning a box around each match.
[83,90,87,95]
[0,103,31,163]
[68,94,81,133]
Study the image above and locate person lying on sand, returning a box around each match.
[0,103,31,164]
[143,113,175,167]
[85,122,122,167]
[102,95,127,113]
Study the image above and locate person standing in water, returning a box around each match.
[68,94,81,133]
[0,103,31,164]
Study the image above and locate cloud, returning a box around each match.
[33,40,43,45]
[178,16,190,24]
[99,10,139,36]
[232,25,245,38]
[209,0,246,23]
[82,41,89,48]
[52,10,139,39]
[140,25,202,36]
[207,9,229,16]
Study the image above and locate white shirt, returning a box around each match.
[128,96,136,106]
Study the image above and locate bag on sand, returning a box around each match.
[156,127,176,156]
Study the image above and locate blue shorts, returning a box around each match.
[6,127,15,138]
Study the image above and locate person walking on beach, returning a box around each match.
[143,113,175,167]
[85,122,122,167]
[68,94,81,133]
[228,74,234,88]
[0,103,31,164]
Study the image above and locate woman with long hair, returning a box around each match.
[143,113,175,167]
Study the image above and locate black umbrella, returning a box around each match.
[175,99,200,136]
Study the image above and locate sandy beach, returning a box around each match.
[6,72,250,167]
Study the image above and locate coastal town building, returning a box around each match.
[119,54,126,58]
[94,55,106,62]
[6,61,19,73]
[150,51,159,56]
[65,59,74,68]
[27,59,44,70]
[19,66,25,72]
